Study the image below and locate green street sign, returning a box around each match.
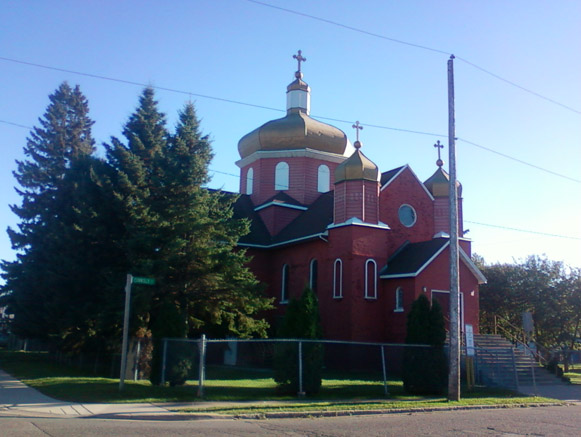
[132,276,156,285]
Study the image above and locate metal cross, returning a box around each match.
[293,50,306,72]
[352,121,363,142]
[434,140,444,166]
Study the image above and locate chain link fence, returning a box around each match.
[158,337,439,398]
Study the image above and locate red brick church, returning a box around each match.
[232,52,485,343]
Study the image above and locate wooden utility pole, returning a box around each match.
[447,54,461,401]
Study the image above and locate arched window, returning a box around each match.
[317,164,330,192]
[281,264,289,303]
[275,162,289,191]
[309,259,318,293]
[365,259,377,299]
[395,287,404,312]
[333,258,343,298]
[246,167,254,195]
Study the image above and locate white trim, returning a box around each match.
[459,247,487,284]
[238,231,328,249]
[380,241,449,279]
[275,161,289,191]
[380,164,435,201]
[246,167,254,195]
[395,286,404,312]
[280,264,289,304]
[309,258,318,291]
[398,203,417,227]
[365,259,378,299]
[328,217,390,230]
[254,202,308,212]
[236,148,349,168]
[333,258,343,299]
[317,164,330,193]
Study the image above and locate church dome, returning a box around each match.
[424,167,462,197]
[238,111,350,159]
[238,51,351,160]
[334,144,380,183]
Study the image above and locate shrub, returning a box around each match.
[274,287,323,395]
[402,295,448,395]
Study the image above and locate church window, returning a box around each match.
[395,287,404,312]
[398,204,417,227]
[246,168,254,195]
[365,259,377,299]
[275,162,289,191]
[317,164,330,192]
[281,264,289,303]
[333,258,343,298]
[309,259,318,293]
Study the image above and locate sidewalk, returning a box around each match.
[0,369,180,419]
[2,368,580,420]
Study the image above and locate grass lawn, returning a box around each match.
[564,367,581,384]
[0,350,558,410]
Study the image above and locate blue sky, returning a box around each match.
[1,0,580,271]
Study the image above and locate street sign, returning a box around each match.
[132,276,156,286]
[465,324,475,357]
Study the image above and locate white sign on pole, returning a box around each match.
[465,324,475,356]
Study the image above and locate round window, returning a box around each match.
[398,204,417,227]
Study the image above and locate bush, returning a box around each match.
[402,295,448,395]
[274,287,323,395]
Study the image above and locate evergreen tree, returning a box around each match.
[106,89,272,384]
[274,287,323,395]
[402,295,448,395]
[1,83,96,342]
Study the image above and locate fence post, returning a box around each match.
[197,334,206,398]
[161,339,168,385]
[297,341,305,397]
[381,345,389,396]
[510,348,519,391]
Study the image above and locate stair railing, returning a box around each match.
[473,346,518,390]
[493,315,549,367]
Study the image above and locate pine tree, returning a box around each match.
[1,83,96,341]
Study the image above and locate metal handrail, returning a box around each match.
[493,315,549,366]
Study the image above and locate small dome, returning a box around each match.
[424,167,462,197]
[334,149,379,183]
[238,111,350,159]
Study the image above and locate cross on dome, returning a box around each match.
[434,140,444,167]
[293,50,306,78]
[352,121,363,149]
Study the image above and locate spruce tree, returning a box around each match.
[106,90,272,384]
[1,83,96,342]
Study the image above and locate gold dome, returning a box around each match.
[238,111,350,159]
[334,149,379,183]
[424,167,462,197]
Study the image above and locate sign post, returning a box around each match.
[119,274,155,391]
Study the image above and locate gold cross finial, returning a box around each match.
[293,50,306,73]
[352,121,363,141]
[352,121,363,149]
[434,140,444,167]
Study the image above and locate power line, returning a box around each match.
[0,57,578,184]
[0,56,285,114]
[245,0,581,116]
[457,138,581,184]
[465,220,581,241]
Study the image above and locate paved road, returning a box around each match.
[1,404,581,436]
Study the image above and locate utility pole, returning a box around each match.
[447,54,461,401]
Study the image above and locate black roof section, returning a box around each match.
[380,166,406,187]
[379,238,448,277]
[233,191,334,248]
